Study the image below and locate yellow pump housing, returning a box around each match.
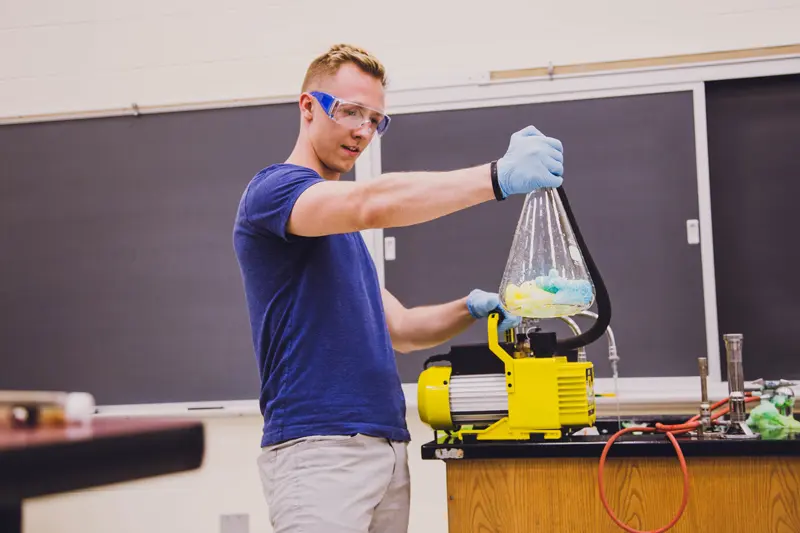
[418,312,596,441]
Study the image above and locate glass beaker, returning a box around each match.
[499,188,595,319]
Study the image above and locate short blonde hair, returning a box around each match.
[301,44,387,91]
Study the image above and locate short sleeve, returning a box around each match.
[244,166,325,241]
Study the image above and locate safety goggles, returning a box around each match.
[310,91,391,137]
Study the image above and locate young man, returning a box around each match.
[233,44,565,533]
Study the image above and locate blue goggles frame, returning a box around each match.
[310,91,391,137]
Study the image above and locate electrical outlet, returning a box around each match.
[686,219,700,245]
[384,236,396,261]
[220,514,249,533]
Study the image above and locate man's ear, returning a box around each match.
[298,93,314,120]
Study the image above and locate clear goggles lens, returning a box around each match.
[310,91,391,136]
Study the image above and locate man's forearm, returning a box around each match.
[397,297,476,352]
[362,164,495,229]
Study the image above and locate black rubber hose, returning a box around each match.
[555,185,612,352]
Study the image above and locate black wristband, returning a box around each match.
[490,160,505,201]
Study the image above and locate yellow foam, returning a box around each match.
[503,282,555,315]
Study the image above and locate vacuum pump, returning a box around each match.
[418,185,611,441]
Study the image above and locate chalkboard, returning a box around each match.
[0,102,353,405]
[3,74,794,405]
[380,91,707,383]
[706,73,800,381]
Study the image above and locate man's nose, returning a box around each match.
[353,120,373,138]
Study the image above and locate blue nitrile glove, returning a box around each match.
[496,125,564,198]
[466,289,522,332]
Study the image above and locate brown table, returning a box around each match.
[422,416,800,532]
[0,417,205,533]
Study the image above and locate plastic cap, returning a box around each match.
[65,392,96,422]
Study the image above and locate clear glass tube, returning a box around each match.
[499,188,595,318]
[724,333,746,423]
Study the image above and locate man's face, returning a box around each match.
[305,63,387,175]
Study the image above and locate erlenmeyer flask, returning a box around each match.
[499,188,595,319]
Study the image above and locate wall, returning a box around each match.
[5,0,800,531]
[2,0,800,119]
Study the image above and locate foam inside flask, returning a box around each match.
[499,188,595,319]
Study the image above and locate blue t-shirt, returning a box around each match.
[233,163,410,447]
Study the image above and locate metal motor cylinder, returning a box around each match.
[417,366,509,429]
[449,374,509,425]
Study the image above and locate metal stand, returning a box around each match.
[722,421,761,440]
[0,502,21,533]
[720,334,760,440]
[698,357,711,435]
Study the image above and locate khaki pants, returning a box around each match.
[257,434,410,533]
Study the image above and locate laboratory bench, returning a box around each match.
[421,416,800,533]
[0,417,205,533]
